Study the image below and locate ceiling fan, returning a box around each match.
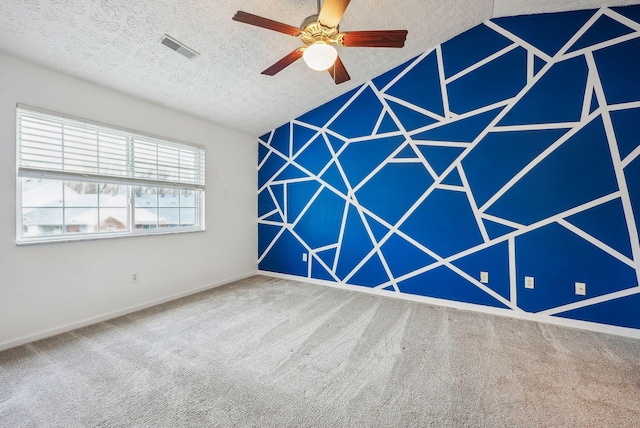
[232,0,408,84]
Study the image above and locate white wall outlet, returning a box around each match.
[525,276,535,289]
[302,253,308,262]
[480,271,489,284]
[575,282,586,296]
[131,273,139,283]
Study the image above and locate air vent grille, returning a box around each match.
[176,46,198,60]
[160,35,200,60]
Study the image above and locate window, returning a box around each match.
[16,105,205,244]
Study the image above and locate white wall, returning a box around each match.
[0,52,258,350]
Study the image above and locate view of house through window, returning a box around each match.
[17,106,205,243]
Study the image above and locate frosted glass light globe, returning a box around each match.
[303,42,338,71]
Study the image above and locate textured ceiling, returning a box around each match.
[0,0,639,136]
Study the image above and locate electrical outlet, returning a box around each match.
[575,282,586,296]
[131,273,139,283]
[302,253,308,262]
[525,276,535,289]
[480,271,489,284]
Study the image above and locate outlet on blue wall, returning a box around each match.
[258,5,640,331]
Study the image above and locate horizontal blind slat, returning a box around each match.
[18,167,205,191]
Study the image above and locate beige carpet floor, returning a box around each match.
[1,275,639,427]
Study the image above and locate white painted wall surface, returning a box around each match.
[0,53,258,350]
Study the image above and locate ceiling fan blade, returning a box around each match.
[328,55,350,84]
[342,30,408,48]
[318,0,351,28]
[262,49,304,76]
[233,11,301,37]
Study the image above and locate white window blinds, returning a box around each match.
[16,106,205,190]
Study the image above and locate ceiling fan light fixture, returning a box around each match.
[233,0,407,84]
[303,42,337,71]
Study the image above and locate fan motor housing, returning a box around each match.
[300,14,343,46]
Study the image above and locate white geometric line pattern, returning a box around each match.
[258,6,640,330]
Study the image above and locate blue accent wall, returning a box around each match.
[258,6,640,332]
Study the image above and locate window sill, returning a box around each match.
[16,227,205,246]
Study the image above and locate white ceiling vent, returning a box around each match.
[160,35,199,60]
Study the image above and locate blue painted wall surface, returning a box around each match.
[258,6,640,331]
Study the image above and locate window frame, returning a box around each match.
[16,105,206,245]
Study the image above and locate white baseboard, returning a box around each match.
[258,270,640,340]
[0,271,259,352]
